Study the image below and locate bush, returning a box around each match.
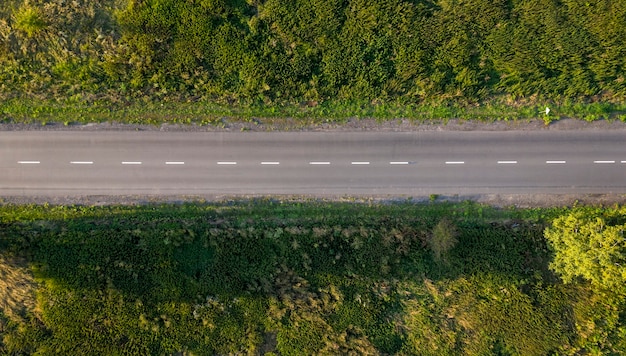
[428,218,458,263]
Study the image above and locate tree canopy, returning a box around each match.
[545,207,626,290]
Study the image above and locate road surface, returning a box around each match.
[1,130,625,196]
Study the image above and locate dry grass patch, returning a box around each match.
[0,255,39,324]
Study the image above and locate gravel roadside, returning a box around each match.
[2,116,626,132]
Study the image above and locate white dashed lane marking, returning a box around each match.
[17,158,626,167]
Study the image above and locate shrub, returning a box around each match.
[428,218,458,263]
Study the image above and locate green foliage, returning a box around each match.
[567,285,626,354]
[428,218,458,263]
[12,4,47,38]
[0,202,625,354]
[3,96,626,127]
[401,275,570,355]
[545,207,626,290]
[1,0,625,106]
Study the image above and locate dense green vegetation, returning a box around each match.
[546,207,626,290]
[1,0,625,125]
[1,201,625,354]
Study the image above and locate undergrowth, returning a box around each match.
[0,200,624,354]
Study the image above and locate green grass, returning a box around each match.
[1,97,625,128]
[0,200,624,354]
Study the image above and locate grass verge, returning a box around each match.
[1,97,626,128]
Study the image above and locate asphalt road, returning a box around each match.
[1,130,625,196]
